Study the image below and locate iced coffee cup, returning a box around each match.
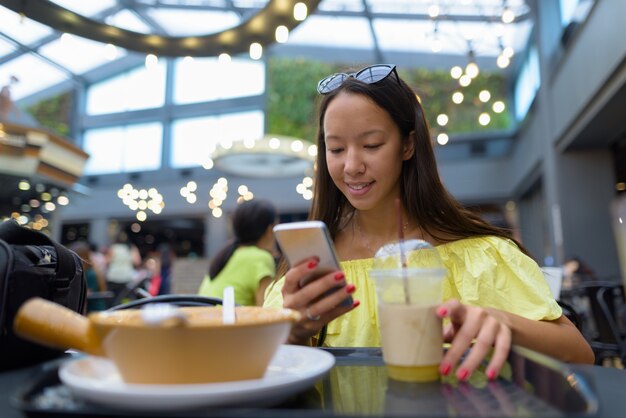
[369,239,445,382]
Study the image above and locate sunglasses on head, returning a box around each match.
[317,64,399,94]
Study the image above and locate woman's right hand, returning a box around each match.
[281,257,359,345]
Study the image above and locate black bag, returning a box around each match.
[0,219,87,370]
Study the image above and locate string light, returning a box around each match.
[479,90,491,102]
[294,3,308,21]
[497,54,510,68]
[145,53,158,68]
[118,184,165,221]
[493,101,506,113]
[465,61,479,79]
[208,178,228,218]
[249,43,263,60]
[275,25,289,43]
[502,2,515,24]
[428,4,440,18]
[218,53,231,64]
[180,181,198,204]
[296,176,314,200]
[237,184,254,203]
[450,66,463,79]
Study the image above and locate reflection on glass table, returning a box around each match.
[11,346,598,417]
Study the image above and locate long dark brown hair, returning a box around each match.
[209,199,276,278]
[310,69,528,253]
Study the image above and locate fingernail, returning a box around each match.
[334,272,345,281]
[351,300,360,309]
[457,368,470,381]
[436,307,448,317]
[487,368,498,380]
[307,259,318,269]
[346,284,356,294]
[439,363,452,376]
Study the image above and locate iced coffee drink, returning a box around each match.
[369,240,445,382]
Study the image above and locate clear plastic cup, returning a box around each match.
[369,239,445,382]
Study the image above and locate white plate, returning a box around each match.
[58,345,335,411]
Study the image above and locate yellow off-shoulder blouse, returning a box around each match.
[263,235,562,347]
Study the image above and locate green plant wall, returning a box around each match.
[267,59,336,142]
[267,58,511,142]
[26,91,73,138]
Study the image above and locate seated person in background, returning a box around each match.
[563,256,598,288]
[106,232,141,300]
[69,241,108,312]
[264,64,594,382]
[142,256,162,296]
[199,199,277,306]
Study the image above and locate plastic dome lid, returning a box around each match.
[372,239,443,271]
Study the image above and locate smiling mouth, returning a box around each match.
[347,182,374,191]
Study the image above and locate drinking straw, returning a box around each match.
[222,286,236,324]
[396,198,411,304]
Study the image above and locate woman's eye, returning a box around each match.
[327,148,343,154]
[364,144,383,149]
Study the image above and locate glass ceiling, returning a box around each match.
[0,0,532,102]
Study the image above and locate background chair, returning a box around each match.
[109,276,153,307]
[565,281,626,366]
[586,283,626,366]
[107,294,224,310]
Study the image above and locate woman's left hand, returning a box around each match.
[436,299,512,381]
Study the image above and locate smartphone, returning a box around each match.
[273,221,353,307]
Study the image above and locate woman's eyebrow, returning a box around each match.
[325,129,385,141]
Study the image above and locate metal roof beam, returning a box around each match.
[121,0,169,35]
[0,32,84,85]
[361,0,384,63]
[123,2,530,23]
[314,9,531,23]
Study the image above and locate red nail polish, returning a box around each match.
[439,363,452,376]
[334,272,345,281]
[457,368,469,381]
[351,300,360,309]
[487,368,497,380]
[437,307,448,317]
[307,260,318,269]
[346,284,356,294]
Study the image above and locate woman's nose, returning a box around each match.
[344,149,364,175]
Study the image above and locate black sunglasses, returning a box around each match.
[317,64,399,94]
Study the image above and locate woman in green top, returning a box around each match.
[199,199,277,306]
[264,64,593,382]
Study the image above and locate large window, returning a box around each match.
[173,57,264,104]
[514,46,541,121]
[170,111,264,168]
[85,62,166,115]
[82,122,163,174]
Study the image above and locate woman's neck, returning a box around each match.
[334,203,416,260]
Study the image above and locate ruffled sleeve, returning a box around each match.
[263,258,382,347]
[437,236,562,321]
[263,276,285,309]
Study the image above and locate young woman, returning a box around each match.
[264,64,593,381]
[199,199,277,306]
